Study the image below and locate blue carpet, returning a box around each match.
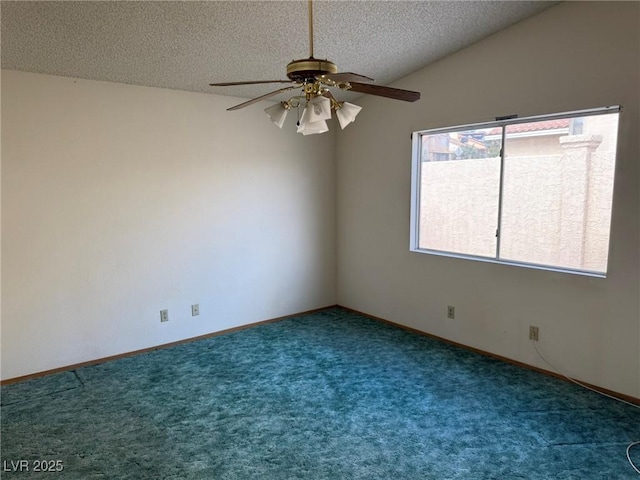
[1,307,638,479]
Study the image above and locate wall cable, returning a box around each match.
[627,441,640,475]
[531,340,640,475]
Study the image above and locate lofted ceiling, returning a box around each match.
[1,1,557,106]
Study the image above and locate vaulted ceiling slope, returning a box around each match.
[1,1,556,101]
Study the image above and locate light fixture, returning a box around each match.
[335,102,362,129]
[264,102,290,128]
[297,106,329,135]
[306,95,332,122]
[263,81,362,135]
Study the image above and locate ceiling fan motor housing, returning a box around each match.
[287,57,338,83]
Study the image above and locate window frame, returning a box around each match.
[409,105,621,278]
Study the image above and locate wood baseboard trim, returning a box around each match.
[340,306,640,406]
[0,305,338,386]
[4,304,639,406]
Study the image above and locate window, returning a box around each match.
[410,106,620,276]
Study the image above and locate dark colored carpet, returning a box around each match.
[1,307,638,479]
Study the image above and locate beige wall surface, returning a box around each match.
[336,2,640,397]
[1,71,336,380]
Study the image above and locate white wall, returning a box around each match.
[336,2,640,397]
[1,71,336,380]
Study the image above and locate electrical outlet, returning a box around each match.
[191,304,199,316]
[160,309,169,323]
[447,305,455,319]
[529,325,539,341]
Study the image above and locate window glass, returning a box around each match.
[411,107,620,276]
[418,128,500,258]
[500,114,618,272]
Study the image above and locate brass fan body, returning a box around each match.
[286,58,338,83]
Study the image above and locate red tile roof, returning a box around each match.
[488,118,570,135]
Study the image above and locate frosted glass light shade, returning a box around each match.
[306,96,332,122]
[336,102,362,129]
[300,119,328,135]
[264,102,288,128]
[297,107,329,135]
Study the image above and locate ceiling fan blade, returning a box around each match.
[210,80,293,87]
[227,85,300,111]
[347,82,420,102]
[318,72,374,84]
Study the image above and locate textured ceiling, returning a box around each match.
[1,1,556,105]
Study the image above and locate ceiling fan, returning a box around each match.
[208,0,420,134]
